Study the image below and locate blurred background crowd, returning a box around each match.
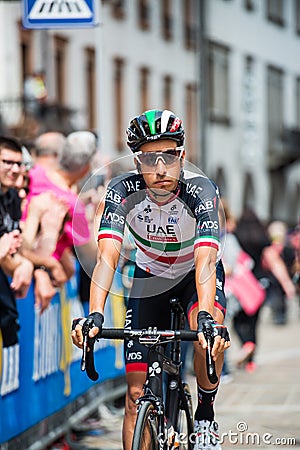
[1,0,300,447]
[0,127,299,371]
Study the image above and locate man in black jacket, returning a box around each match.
[0,136,33,347]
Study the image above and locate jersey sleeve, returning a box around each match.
[193,178,220,252]
[97,176,128,244]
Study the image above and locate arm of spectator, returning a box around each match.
[22,193,68,253]
[59,248,76,280]
[21,247,68,285]
[73,185,107,274]
[34,268,57,312]
[0,230,22,261]
[9,253,34,299]
[34,197,69,256]
[263,245,296,299]
[21,194,69,286]
[22,193,54,248]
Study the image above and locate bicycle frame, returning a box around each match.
[81,298,218,449]
[134,298,194,449]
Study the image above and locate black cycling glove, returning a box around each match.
[72,312,104,339]
[197,310,230,342]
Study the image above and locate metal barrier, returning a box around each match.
[0,268,126,449]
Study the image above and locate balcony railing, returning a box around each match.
[0,97,76,140]
[268,127,300,170]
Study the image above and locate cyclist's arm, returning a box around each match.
[194,246,217,317]
[89,237,122,315]
[194,246,230,356]
[72,237,122,348]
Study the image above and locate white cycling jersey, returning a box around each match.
[98,170,221,279]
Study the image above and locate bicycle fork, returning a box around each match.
[137,345,167,449]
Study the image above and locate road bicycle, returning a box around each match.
[81,298,217,450]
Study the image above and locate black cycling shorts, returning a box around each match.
[124,262,226,373]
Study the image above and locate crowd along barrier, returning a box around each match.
[0,266,126,446]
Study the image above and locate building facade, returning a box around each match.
[204,0,300,224]
[0,0,299,225]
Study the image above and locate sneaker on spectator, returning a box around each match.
[193,419,222,449]
[236,341,256,368]
[245,361,257,373]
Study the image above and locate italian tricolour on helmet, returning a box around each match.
[126,109,185,153]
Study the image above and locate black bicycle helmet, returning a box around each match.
[126,109,185,152]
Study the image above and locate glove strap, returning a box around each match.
[87,312,104,330]
[197,310,214,323]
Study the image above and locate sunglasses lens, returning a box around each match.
[163,150,179,164]
[140,153,157,166]
[138,148,182,167]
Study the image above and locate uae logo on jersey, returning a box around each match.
[146,224,178,242]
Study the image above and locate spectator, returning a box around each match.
[21,192,69,311]
[32,131,66,170]
[231,208,269,372]
[234,208,295,372]
[14,145,33,203]
[289,225,300,296]
[21,131,97,309]
[266,221,296,324]
[23,71,47,118]
[0,136,34,347]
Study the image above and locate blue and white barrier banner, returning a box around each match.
[0,269,126,444]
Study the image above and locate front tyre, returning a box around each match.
[176,382,194,450]
[132,401,160,450]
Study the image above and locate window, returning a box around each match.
[295,0,300,34]
[243,56,257,143]
[185,82,198,163]
[54,35,68,105]
[161,0,173,40]
[296,77,300,128]
[183,0,197,50]
[138,0,150,30]
[215,168,227,199]
[85,47,96,130]
[140,67,150,112]
[114,58,125,152]
[267,65,284,155]
[208,41,230,124]
[19,23,33,84]
[111,0,126,20]
[243,173,255,211]
[163,75,173,111]
[266,0,284,26]
[244,0,256,11]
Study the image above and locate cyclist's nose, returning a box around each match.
[155,157,167,175]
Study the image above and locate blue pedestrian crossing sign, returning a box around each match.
[22,0,98,29]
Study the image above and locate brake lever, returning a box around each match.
[81,318,99,381]
[203,325,218,385]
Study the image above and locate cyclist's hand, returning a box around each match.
[197,310,230,360]
[71,312,104,349]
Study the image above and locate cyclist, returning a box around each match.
[72,109,230,450]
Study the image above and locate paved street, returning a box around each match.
[75,299,300,449]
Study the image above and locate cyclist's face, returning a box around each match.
[136,140,185,194]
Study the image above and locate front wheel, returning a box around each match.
[132,401,161,450]
[176,382,194,450]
